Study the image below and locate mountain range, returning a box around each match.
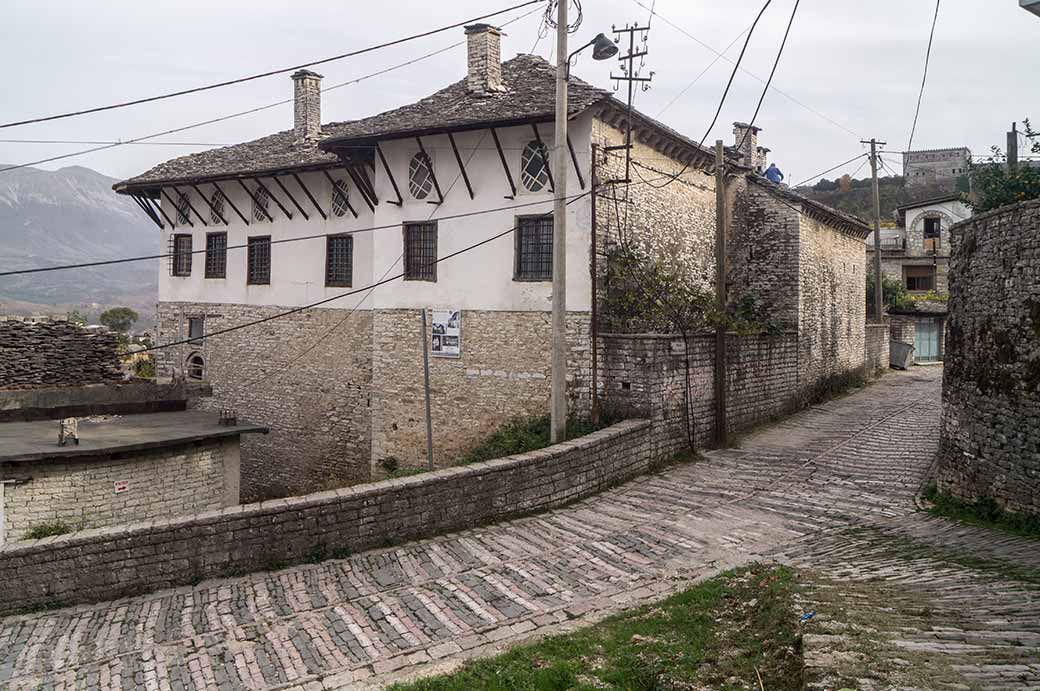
[0,165,158,318]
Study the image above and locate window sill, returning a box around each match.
[513,276,552,282]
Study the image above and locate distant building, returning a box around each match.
[902,147,971,189]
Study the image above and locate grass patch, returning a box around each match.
[389,563,801,691]
[459,415,615,466]
[922,484,1040,539]
[24,520,75,540]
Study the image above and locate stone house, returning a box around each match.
[113,24,871,501]
[902,147,971,189]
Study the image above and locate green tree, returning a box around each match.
[67,310,87,326]
[99,307,139,333]
[866,273,913,312]
[965,118,1040,213]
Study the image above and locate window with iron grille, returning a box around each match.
[247,236,271,285]
[175,192,191,225]
[186,352,205,380]
[520,141,550,192]
[210,189,226,224]
[172,233,192,276]
[252,186,270,222]
[188,317,204,344]
[408,153,435,200]
[205,232,227,278]
[325,234,353,287]
[514,216,553,280]
[330,179,350,217]
[404,222,437,281]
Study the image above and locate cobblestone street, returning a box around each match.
[2,367,1038,690]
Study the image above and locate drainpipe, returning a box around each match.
[590,143,600,424]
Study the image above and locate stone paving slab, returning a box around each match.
[2,368,1038,690]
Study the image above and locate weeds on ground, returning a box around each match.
[458,415,617,466]
[389,563,802,691]
[922,484,1040,539]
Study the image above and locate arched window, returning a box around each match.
[408,152,435,200]
[252,186,270,222]
[210,189,225,224]
[175,192,191,225]
[520,141,551,192]
[330,179,350,217]
[186,352,205,380]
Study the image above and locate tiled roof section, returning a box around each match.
[895,193,964,213]
[321,54,608,145]
[750,176,872,238]
[115,55,609,191]
[903,147,971,154]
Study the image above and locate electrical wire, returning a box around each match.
[906,0,941,151]
[656,22,754,118]
[0,1,542,130]
[792,153,867,188]
[0,139,228,147]
[735,0,801,154]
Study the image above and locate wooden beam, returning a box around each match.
[530,123,554,192]
[377,146,403,206]
[447,133,474,199]
[352,163,378,205]
[321,169,358,219]
[147,194,176,228]
[270,176,308,221]
[289,172,327,220]
[236,179,273,222]
[415,137,444,204]
[160,189,193,227]
[490,128,517,199]
[191,184,228,225]
[130,194,163,228]
[172,186,209,227]
[343,166,375,212]
[213,181,249,225]
[567,135,586,190]
[253,177,292,220]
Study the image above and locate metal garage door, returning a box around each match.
[916,319,940,362]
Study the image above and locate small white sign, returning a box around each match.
[114,480,129,494]
[430,309,461,358]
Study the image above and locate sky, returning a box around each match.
[2,0,1038,187]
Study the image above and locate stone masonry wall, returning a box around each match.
[0,320,122,390]
[0,420,651,615]
[889,314,916,346]
[371,309,591,474]
[865,323,890,378]
[156,303,372,502]
[1,438,236,544]
[937,199,1040,516]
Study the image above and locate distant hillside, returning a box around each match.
[796,175,966,226]
[0,165,158,315]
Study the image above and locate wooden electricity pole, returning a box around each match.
[1008,122,1019,173]
[549,0,569,444]
[862,138,886,322]
[714,141,728,446]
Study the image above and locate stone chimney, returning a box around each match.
[292,69,323,145]
[465,24,504,94]
[733,122,763,171]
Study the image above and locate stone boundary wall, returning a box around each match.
[0,321,122,390]
[864,323,890,378]
[889,314,916,346]
[0,420,651,615]
[937,199,1040,515]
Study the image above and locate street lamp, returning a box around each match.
[566,34,619,79]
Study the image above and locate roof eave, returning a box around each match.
[112,159,348,197]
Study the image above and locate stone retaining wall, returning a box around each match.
[0,419,651,615]
[937,199,1040,516]
[0,321,122,390]
[865,323,890,378]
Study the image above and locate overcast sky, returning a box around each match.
[3,1,1038,186]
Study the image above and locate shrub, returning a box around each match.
[24,520,74,540]
[966,118,1040,213]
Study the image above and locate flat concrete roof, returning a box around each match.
[0,411,268,464]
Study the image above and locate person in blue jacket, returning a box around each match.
[765,162,784,184]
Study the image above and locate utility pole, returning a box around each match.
[713,141,728,446]
[420,308,434,470]
[550,0,569,444]
[1008,122,1019,173]
[862,138,886,322]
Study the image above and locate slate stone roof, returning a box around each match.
[750,176,872,238]
[114,55,610,192]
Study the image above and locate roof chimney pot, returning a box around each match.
[733,122,765,172]
[292,69,323,145]
[465,24,504,94]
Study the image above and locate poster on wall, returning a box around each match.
[430,309,461,358]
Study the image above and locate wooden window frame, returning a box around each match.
[904,265,935,292]
[403,222,438,282]
[205,232,227,279]
[514,215,554,281]
[172,233,192,277]
[247,235,272,285]
[325,233,354,287]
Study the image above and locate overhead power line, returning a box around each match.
[792,153,868,187]
[0,1,542,130]
[906,0,942,151]
[632,0,861,140]
[0,139,226,147]
[657,22,754,118]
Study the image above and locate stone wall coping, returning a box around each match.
[599,331,799,340]
[0,419,651,560]
[949,197,1040,230]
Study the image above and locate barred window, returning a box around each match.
[172,233,192,276]
[188,317,204,344]
[175,192,191,225]
[325,234,353,287]
[247,235,271,285]
[408,152,435,200]
[205,232,227,279]
[514,216,553,280]
[186,352,205,380]
[210,189,226,224]
[403,222,437,281]
[252,186,270,222]
[520,141,550,192]
[330,179,350,217]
